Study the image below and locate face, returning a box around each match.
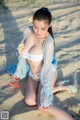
[33,20,50,38]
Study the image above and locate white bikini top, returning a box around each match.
[18,43,43,62]
[22,53,43,62]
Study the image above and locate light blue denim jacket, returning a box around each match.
[14,26,57,107]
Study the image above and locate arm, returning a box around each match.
[40,37,55,107]
[41,38,54,84]
[13,26,33,79]
[13,55,30,79]
[18,28,35,57]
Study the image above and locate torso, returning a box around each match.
[27,37,43,74]
[24,26,49,75]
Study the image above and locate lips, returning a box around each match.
[36,34,41,36]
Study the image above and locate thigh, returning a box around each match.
[25,77,40,103]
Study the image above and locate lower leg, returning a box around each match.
[39,106,74,120]
[53,84,78,94]
[38,84,74,120]
[50,71,68,93]
[53,85,67,93]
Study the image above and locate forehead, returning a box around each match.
[33,20,49,27]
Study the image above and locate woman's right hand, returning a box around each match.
[13,76,20,81]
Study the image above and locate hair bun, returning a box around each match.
[41,7,49,11]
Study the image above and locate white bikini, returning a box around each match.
[22,53,43,62]
[18,44,43,80]
[18,43,43,62]
[23,53,43,80]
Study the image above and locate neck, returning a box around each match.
[36,32,49,40]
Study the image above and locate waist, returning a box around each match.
[29,70,40,81]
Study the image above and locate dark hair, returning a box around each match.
[33,7,54,39]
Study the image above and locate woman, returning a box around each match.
[13,7,75,120]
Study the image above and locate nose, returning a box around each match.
[37,29,41,34]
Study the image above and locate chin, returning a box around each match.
[36,34,41,38]
[36,34,44,38]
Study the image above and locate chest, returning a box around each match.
[28,40,43,54]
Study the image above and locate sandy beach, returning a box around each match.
[0,0,80,120]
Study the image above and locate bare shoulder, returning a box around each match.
[24,25,35,39]
[24,25,33,36]
[28,32,36,39]
[24,26,36,46]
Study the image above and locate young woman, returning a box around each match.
[12,7,75,120]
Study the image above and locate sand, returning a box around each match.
[0,0,80,120]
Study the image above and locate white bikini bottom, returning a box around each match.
[29,70,40,81]
[29,66,57,81]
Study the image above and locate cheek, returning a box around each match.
[33,28,37,33]
[42,31,46,35]
[42,30,47,34]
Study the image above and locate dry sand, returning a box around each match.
[0,0,80,120]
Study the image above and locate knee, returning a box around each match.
[24,98,37,106]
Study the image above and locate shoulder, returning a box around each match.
[47,35,54,43]
[44,35,54,47]
[23,25,36,40]
[23,25,33,37]
[23,26,36,44]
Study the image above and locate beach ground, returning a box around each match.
[0,0,80,120]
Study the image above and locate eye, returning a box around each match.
[33,25,38,29]
[42,28,46,30]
